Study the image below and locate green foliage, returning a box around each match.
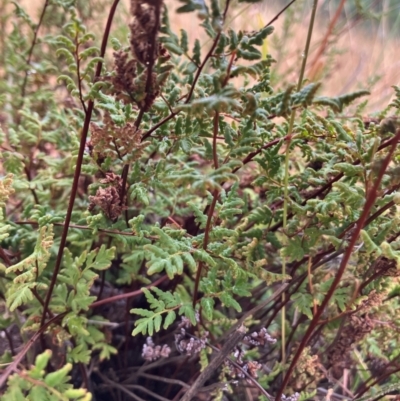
[2,350,91,401]
[1,0,400,399]
[131,286,195,335]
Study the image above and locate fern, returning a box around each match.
[2,350,91,401]
[1,0,400,398]
[131,287,195,336]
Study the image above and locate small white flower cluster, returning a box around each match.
[175,328,208,356]
[225,347,262,382]
[142,337,171,361]
[281,392,300,401]
[244,327,276,347]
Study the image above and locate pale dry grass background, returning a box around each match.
[14,0,400,113]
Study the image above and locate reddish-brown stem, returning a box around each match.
[41,104,96,328]
[24,166,40,205]
[119,163,130,228]
[142,111,178,140]
[31,287,53,318]
[213,113,220,169]
[187,0,229,104]
[355,356,400,397]
[160,93,174,114]
[191,54,229,305]
[192,189,220,307]
[75,32,88,115]
[0,312,67,388]
[2,328,15,356]
[264,191,400,329]
[120,1,162,223]
[0,247,12,267]
[268,134,398,232]
[364,200,394,227]
[40,0,121,328]
[185,33,222,105]
[15,220,160,239]
[19,0,49,103]
[90,274,167,308]
[238,134,291,172]
[96,237,113,302]
[222,50,236,87]
[264,0,299,28]
[275,129,400,400]
[308,0,346,79]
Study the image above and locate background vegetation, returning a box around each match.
[0,0,400,400]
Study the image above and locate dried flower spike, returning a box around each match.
[130,0,162,66]
[88,172,126,221]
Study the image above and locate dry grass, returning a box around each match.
[225,1,400,112]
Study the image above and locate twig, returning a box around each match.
[142,0,232,142]
[212,112,220,170]
[137,370,237,394]
[280,0,319,363]
[2,329,15,356]
[203,331,273,398]
[192,189,219,306]
[264,0,298,28]
[238,134,291,171]
[317,387,349,400]
[40,0,121,327]
[120,0,162,224]
[0,312,67,388]
[218,283,289,343]
[14,220,158,240]
[160,93,174,114]
[268,134,398,233]
[136,372,190,388]
[142,111,178,140]
[192,110,222,305]
[19,0,49,102]
[122,384,172,401]
[23,166,40,205]
[74,31,88,114]
[275,129,400,400]
[207,342,273,400]
[185,36,221,104]
[179,325,247,401]
[308,0,347,80]
[97,371,146,401]
[137,355,187,373]
[90,275,167,308]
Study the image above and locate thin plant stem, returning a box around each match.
[40,0,121,327]
[136,372,190,389]
[90,275,167,308]
[264,0,299,28]
[191,0,232,307]
[192,113,221,305]
[19,0,49,103]
[308,0,346,79]
[15,0,50,204]
[276,129,400,400]
[119,0,162,226]
[281,0,319,364]
[180,325,246,401]
[0,312,67,388]
[97,371,146,401]
[192,189,219,306]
